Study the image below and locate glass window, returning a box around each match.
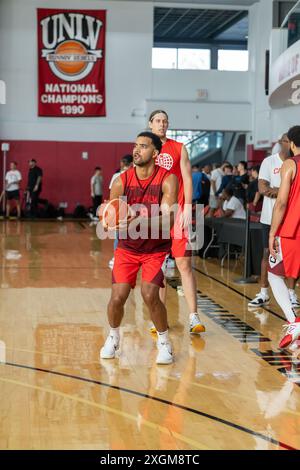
[287,12,300,48]
[218,50,248,71]
[152,48,177,69]
[178,49,210,70]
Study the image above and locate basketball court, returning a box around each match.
[0,220,299,450]
[1,0,300,454]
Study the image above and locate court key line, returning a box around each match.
[5,346,300,419]
[0,375,206,450]
[0,361,296,450]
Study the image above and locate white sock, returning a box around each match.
[268,272,296,323]
[288,288,295,297]
[157,330,169,345]
[189,312,199,321]
[109,327,120,342]
[260,287,269,298]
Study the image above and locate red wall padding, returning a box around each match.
[0,140,133,213]
[247,144,268,167]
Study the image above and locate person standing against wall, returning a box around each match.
[26,159,43,218]
[91,167,103,219]
[5,162,22,219]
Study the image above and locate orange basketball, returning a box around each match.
[99,198,131,230]
[55,40,87,75]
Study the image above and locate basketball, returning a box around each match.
[55,40,88,75]
[99,198,131,230]
[4,2,300,452]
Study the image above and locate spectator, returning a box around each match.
[247,165,262,208]
[192,165,210,205]
[220,187,246,219]
[248,133,299,308]
[216,163,234,197]
[192,165,201,202]
[232,161,249,203]
[109,154,133,190]
[91,167,103,218]
[203,164,212,180]
[208,163,224,216]
[26,159,43,218]
[5,162,22,219]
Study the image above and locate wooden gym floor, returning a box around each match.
[0,220,299,450]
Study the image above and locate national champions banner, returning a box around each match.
[37,9,106,117]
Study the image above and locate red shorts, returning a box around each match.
[171,235,192,258]
[171,219,192,258]
[112,248,168,288]
[268,236,300,279]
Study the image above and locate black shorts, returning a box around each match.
[6,190,20,201]
[261,223,270,250]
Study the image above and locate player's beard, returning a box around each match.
[134,160,147,167]
[134,156,153,167]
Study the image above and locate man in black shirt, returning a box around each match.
[247,165,260,203]
[233,161,249,202]
[26,159,43,217]
[215,164,234,197]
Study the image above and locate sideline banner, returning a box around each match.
[37,9,106,117]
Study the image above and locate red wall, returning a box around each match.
[247,144,268,167]
[0,140,133,213]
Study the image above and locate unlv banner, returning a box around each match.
[37,9,106,117]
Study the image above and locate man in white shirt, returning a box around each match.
[108,154,133,190]
[202,164,212,180]
[5,162,22,218]
[220,187,246,219]
[90,167,103,218]
[248,134,300,309]
[208,162,224,216]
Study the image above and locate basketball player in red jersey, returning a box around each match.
[100,132,178,364]
[149,110,205,334]
[268,125,300,350]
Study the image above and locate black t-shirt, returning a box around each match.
[230,173,249,202]
[247,178,259,203]
[28,166,43,191]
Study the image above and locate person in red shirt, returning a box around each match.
[149,110,205,334]
[100,131,178,365]
[268,125,300,350]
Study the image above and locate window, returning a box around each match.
[152,48,210,70]
[217,50,248,71]
[152,48,249,71]
[152,48,177,69]
[178,49,210,70]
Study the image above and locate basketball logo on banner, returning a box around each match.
[38,9,106,117]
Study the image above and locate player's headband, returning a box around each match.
[149,110,169,122]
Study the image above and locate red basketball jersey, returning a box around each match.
[119,166,171,253]
[277,155,300,239]
[156,139,184,207]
